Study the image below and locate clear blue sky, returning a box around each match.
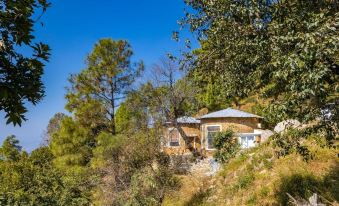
[0,0,195,151]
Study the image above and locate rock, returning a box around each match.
[274,119,301,133]
[189,157,220,176]
[259,129,274,142]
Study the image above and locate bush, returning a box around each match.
[272,128,313,161]
[213,130,240,163]
[236,173,255,190]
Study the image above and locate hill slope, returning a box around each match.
[163,139,338,206]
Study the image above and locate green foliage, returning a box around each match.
[66,38,143,134]
[213,130,240,163]
[44,112,66,144]
[235,172,255,190]
[181,0,271,108]
[261,2,338,123]
[0,0,51,126]
[49,115,95,204]
[0,138,66,205]
[115,102,133,134]
[0,135,22,161]
[49,116,94,204]
[182,0,339,135]
[50,116,94,171]
[272,128,313,161]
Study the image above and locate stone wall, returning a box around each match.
[200,117,261,156]
[163,124,201,155]
[163,117,261,156]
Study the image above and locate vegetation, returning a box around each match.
[181,0,338,125]
[0,136,65,205]
[213,130,240,163]
[0,0,51,126]
[66,39,144,135]
[0,0,338,205]
[164,138,338,205]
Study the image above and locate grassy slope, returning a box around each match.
[163,139,338,206]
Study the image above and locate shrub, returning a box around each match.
[213,130,240,163]
[236,173,255,190]
[272,128,313,161]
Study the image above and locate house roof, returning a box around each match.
[177,116,201,124]
[199,108,263,119]
[165,116,201,124]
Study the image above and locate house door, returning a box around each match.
[186,136,200,152]
[240,136,255,149]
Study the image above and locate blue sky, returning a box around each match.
[0,0,196,151]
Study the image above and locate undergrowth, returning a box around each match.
[163,136,338,205]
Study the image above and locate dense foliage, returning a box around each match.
[179,0,339,160]
[181,0,338,125]
[48,41,178,205]
[1,0,338,205]
[213,130,240,163]
[0,136,65,205]
[0,0,51,126]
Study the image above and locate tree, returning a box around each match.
[181,0,338,127]
[0,0,51,126]
[150,57,198,147]
[42,112,66,145]
[0,135,21,161]
[49,116,93,204]
[260,1,338,124]
[50,116,94,172]
[66,39,144,135]
[179,0,271,108]
[0,138,65,205]
[115,102,133,134]
[90,131,179,205]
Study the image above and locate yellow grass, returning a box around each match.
[163,140,338,205]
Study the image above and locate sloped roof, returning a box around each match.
[165,116,201,124]
[199,108,263,119]
[177,116,201,124]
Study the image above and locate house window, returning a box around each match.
[239,135,255,148]
[206,126,220,149]
[168,128,180,147]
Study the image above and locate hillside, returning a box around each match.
[163,139,338,205]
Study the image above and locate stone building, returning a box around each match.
[162,108,263,156]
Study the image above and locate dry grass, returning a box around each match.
[162,174,212,206]
[163,139,338,205]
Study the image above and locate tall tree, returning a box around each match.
[49,116,93,204]
[149,58,198,148]
[0,0,51,126]
[66,39,143,135]
[179,0,271,108]
[181,0,338,127]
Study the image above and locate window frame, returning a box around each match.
[238,134,256,149]
[205,125,221,150]
[168,127,180,147]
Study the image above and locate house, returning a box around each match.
[162,116,201,155]
[162,108,263,156]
